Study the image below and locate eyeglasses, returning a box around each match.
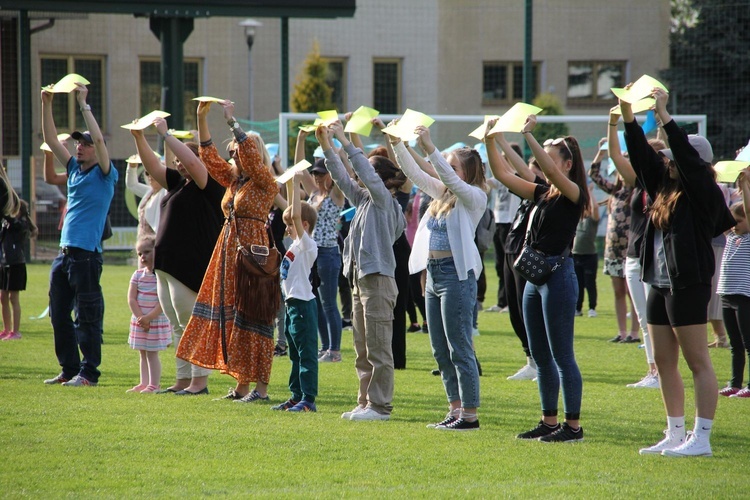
[543,137,573,159]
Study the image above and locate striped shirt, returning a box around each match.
[717,231,750,297]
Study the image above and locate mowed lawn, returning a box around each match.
[1,260,749,498]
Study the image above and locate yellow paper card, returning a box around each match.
[192,96,226,103]
[488,103,544,135]
[468,115,501,140]
[611,75,668,104]
[126,154,142,164]
[275,160,312,184]
[121,110,171,131]
[171,130,194,139]
[40,133,72,152]
[344,106,380,136]
[382,109,435,141]
[714,161,748,183]
[611,97,656,115]
[42,73,91,93]
[299,118,325,133]
[317,110,340,125]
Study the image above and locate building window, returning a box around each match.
[567,61,625,104]
[373,59,401,114]
[40,55,105,132]
[483,61,539,105]
[140,58,202,131]
[323,57,347,112]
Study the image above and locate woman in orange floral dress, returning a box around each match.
[176,100,278,402]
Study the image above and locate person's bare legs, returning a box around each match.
[675,323,718,419]
[708,319,728,347]
[612,277,629,339]
[184,375,208,393]
[651,324,684,417]
[146,351,161,389]
[0,290,10,333]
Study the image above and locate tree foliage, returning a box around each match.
[532,92,569,140]
[291,40,334,113]
[662,0,750,159]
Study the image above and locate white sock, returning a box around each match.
[460,409,477,421]
[694,417,713,439]
[667,416,686,437]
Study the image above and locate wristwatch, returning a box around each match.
[80,104,91,112]
[227,119,240,130]
[163,130,173,138]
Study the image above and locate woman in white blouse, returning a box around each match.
[125,156,167,238]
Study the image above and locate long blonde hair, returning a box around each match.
[428,148,486,218]
[0,167,20,218]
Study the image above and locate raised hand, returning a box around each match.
[74,83,88,105]
[220,99,235,121]
[521,115,537,134]
[197,101,212,118]
[153,117,169,136]
[415,125,434,154]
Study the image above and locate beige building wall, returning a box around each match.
[21,0,669,161]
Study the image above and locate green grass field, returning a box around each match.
[1,261,748,498]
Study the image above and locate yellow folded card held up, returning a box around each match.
[611,75,668,104]
[487,102,543,135]
[299,110,340,132]
[170,130,194,140]
[42,73,90,93]
[121,110,171,130]
[714,161,748,183]
[344,106,380,136]
[611,97,656,115]
[275,160,312,184]
[192,96,227,103]
[468,115,501,140]
[381,109,435,142]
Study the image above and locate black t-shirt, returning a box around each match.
[627,185,649,259]
[528,184,583,256]
[268,206,286,256]
[154,168,225,293]
[505,175,547,255]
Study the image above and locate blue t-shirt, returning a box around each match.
[61,157,118,252]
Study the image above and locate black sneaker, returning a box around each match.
[213,388,244,401]
[421,322,429,334]
[517,420,561,440]
[426,412,459,428]
[539,422,584,443]
[436,418,480,431]
[408,323,421,333]
[273,344,287,357]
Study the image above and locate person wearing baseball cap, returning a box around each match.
[621,87,734,457]
[40,82,118,388]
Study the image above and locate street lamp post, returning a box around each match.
[239,19,262,121]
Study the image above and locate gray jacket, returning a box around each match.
[323,143,405,280]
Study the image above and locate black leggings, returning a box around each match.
[504,251,530,357]
[573,253,598,312]
[722,294,750,389]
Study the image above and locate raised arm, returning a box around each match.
[131,129,168,189]
[588,184,601,222]
[125,162,150,198]
[40,90,72,166]
[588,138,615,194]
[607,108,637,187]
[43,150,68,186]
[295,129,317,196]
[387,129,444,200]
[316,124,364,206]
[495,132,535,182]
[485,126,537,201]
[157,116,208,189]
[621,97,664,197]
[286,173,304,238]
[75,84,110,174]
[521,115,580,203]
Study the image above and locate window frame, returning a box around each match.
[40,54,106,132]
[482,61,540,106]
[322,56,348,112]
[372,58,402,115]
[566,60,626,105]
[138,56,203,132]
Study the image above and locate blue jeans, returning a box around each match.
[49,249,104,383]
[315,246,342,351]
[522,256,582,418]
[426,257,480,408]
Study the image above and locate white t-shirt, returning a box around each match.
[280,231,318,301]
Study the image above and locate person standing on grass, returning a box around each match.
[0,200,37,341]
[606,109,665,390]
[390,125,486,431]
[717,171,750,399]
[317,121,405,422]
[572,183,601,318]
[41,83,117,388]
[486,116,589,443]
[126,235,171,393]
[623,88,734,457]
[272,174,320,412]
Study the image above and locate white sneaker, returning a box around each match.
[349,407,390,421]
[639,430,685,455]
[484,305,503,312]
[341,405,365,419]
[507,364,537,380]
[662,432,712,457]
[627,373,659,389]
[588,309,597,318]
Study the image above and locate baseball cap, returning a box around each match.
[659,135,713,164]
[310,158,328,174]
[71,130,94,144]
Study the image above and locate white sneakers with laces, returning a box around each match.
[349,407,390,421]
[639,430,685,455]
[662,432,712,457]
[341,405,365,419]
[627,373,659,389]
[507,364,537,381]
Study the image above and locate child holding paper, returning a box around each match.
[316,121,406,422]
[272,173,319,412]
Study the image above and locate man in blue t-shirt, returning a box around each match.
[40,83,118,387]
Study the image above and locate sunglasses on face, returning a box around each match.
[543,137,572,159]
